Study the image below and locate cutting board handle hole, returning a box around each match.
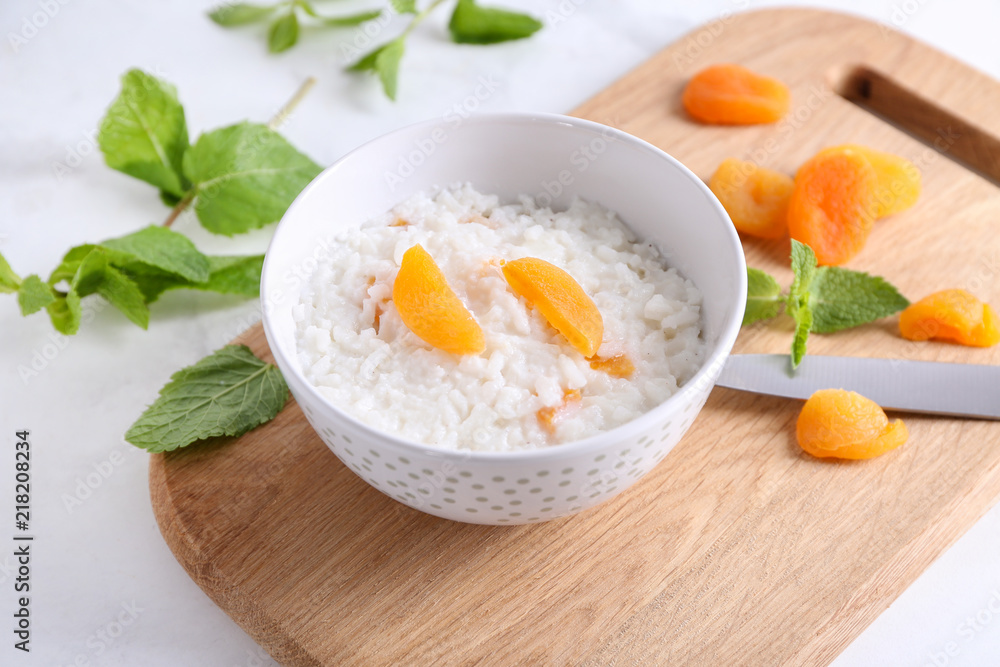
[832,65,1000,187]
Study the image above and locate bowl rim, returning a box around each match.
[261,111,747,463]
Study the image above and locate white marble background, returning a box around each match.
[1,0,998,665]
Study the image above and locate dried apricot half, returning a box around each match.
[899,289,1000,347]
[797,389,908,460]
[709,158,793,239]
[787,149,878,266]
[816,145,921,218]
[502,257,604,357]
[682,64,790,125]
[392,244,485,355]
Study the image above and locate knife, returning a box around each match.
[715,354,1000,420]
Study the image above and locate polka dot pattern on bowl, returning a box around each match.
[292,378,715,525]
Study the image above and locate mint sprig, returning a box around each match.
[208,1,542,100]
[209,0,385,53]
[125,345,289,453]
[348,0,541,100]
[744,240,910,368]
[99,70,321,235]
[4,69,314,336]
[1,229,264,335]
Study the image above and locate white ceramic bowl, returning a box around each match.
[261,113,746,525]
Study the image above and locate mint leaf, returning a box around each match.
[46,246,149,330]
[182,122,322,236]
[390,0,417,14]
[787,240,818,369]
[0,252,21,293]
[350,38,406,100]
[746,240,910,368]
[48,244,97,287]
[789,239,817,300]
[98,69,190,197]
[448,0,542,45]
[125,344,289,452]
[791,301,812,369]
[115,264,184,302]
[45,245,95,335]
[17,275,55,315]
[46,291,82,335]
[743,268,783,326]
[96,266,149,329]
[322,9,383,26]
[101,225,210,283]
[295,0,320,17]
[808,267,910,333]
[200,255,264,296]
[268,12,299,53]
[121,254,263,302]
[72,247,112,297]
[209,3,278,25]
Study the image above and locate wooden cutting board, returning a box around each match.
[150,9,1000,666]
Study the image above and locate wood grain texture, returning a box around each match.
[150,9,1000,666]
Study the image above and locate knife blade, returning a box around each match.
[715,354,1000,419]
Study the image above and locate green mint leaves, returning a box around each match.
[1,231,264,335]
[349,39,407,101]
[808,267,913,334]
[0,253,23,294]
[207,0,542,100]
[268,11,300,52]
[98,70,191,198]
[743,268,783,326]
[102,226,210,282]
[745,240,910,368]
[16,275,56,316]
[125,345,289,453]
[208,3,279,26]
[390,0,418,14]
[448,0,543,44]
[99,70,321,236]
[208,0,385,53]
[181,122,322,235]
[348,0,541,99]
[5,69,310,336]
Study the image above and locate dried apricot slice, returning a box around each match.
[392,244,485,355]
[537,389,582,434]
[899,289,1000,347]
[682,64,790,125]
[787,149,878,265]
[589,353,635,379]
[796,389,908,460]
[502,257,604,357]
[816,145,921,218]
[709,158,793,239]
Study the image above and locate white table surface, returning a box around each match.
[2,0,998,664]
